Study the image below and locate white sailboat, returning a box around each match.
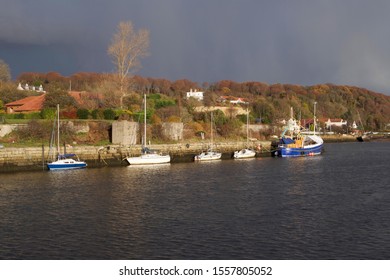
[47,104,87,170]
[126,94,171,165]
[234,107,256,159]
[194,111,222,161]
[356,110,369,142]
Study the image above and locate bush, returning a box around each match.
[213,109,228,126]
[23,112,41,119]
[103,109,116,120]
[61,109,77,119]
[77,108,90,119]
[91,109,105,119]
[43,88,77,108]
[15,120,52,140]
[155,99,175,109]
[14,113,25,119]
[167,115,181,122]
[41,108,56,119]
[148,93,161,100]
[219,118,243,138]
[116,109,132,121]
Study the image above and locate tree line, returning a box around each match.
[1,71,389,131]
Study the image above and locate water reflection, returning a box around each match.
[0,142,389,259]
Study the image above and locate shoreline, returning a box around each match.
[0,134,388,173]
[0,140,271,173]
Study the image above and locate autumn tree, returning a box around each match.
[0,59,11,82]
[108,21,150,108]
[43,88,77,109]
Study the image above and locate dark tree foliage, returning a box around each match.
[77,109,90,119]
[43,88,77,109]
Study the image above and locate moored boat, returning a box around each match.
[233,107,256,159]
[47,154,87,170]
[195,111,222,161]
[195,150,222,161]
[356,111,368,142]
[276,134,323,157]
[127,147,171,165]
[126,94,171,165]
[275,104,324,158]
[47,104,87,171]
[233,148,256,159]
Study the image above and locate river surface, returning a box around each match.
[0,142,389,259]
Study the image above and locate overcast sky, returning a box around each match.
[1,0,390,95]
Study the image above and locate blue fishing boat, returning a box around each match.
[275,104,323,158]
[276,134,323,157]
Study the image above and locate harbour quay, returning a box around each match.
[1,134,386,172]
[0,141,271,172]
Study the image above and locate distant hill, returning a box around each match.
[200,81,390,131]
[11,72,390,130]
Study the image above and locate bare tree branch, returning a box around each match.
[107,21,150,108]
[0,59,11,83]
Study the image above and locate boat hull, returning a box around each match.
[279,143,323,157]
[233,149,256,159]
[194,151,222,161]
[276,134,324,158]
[126,154,171,165]
[47,161,87,170]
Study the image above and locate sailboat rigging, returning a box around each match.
[194,111,222,161]
[233,106,256,159]
[47,104,87,170]
[356,110,368,142]
[126,94,171,165]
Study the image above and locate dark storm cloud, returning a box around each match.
[1,0,390,94]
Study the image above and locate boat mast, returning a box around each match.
[313,101,317,135]
[357,110,364,132]
[246,107,249,147]
[144,93,147,147]
[210,111,213,149]
[57,104,60,157]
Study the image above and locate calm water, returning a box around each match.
[0,142,389,259]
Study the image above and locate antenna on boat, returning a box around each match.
[313,101,317,135]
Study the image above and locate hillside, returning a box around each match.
[1,72,390,133]
[207,81,390,131]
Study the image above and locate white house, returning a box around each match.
[324,118,347,129]
[219,95,249,104]
[17,83,45,93]
[186,89,204,101]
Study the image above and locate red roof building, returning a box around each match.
[5,94,47,113]
[5,91,104,113]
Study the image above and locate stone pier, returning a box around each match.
[0,140,271,172]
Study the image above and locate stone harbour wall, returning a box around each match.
[0,140,271,172]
